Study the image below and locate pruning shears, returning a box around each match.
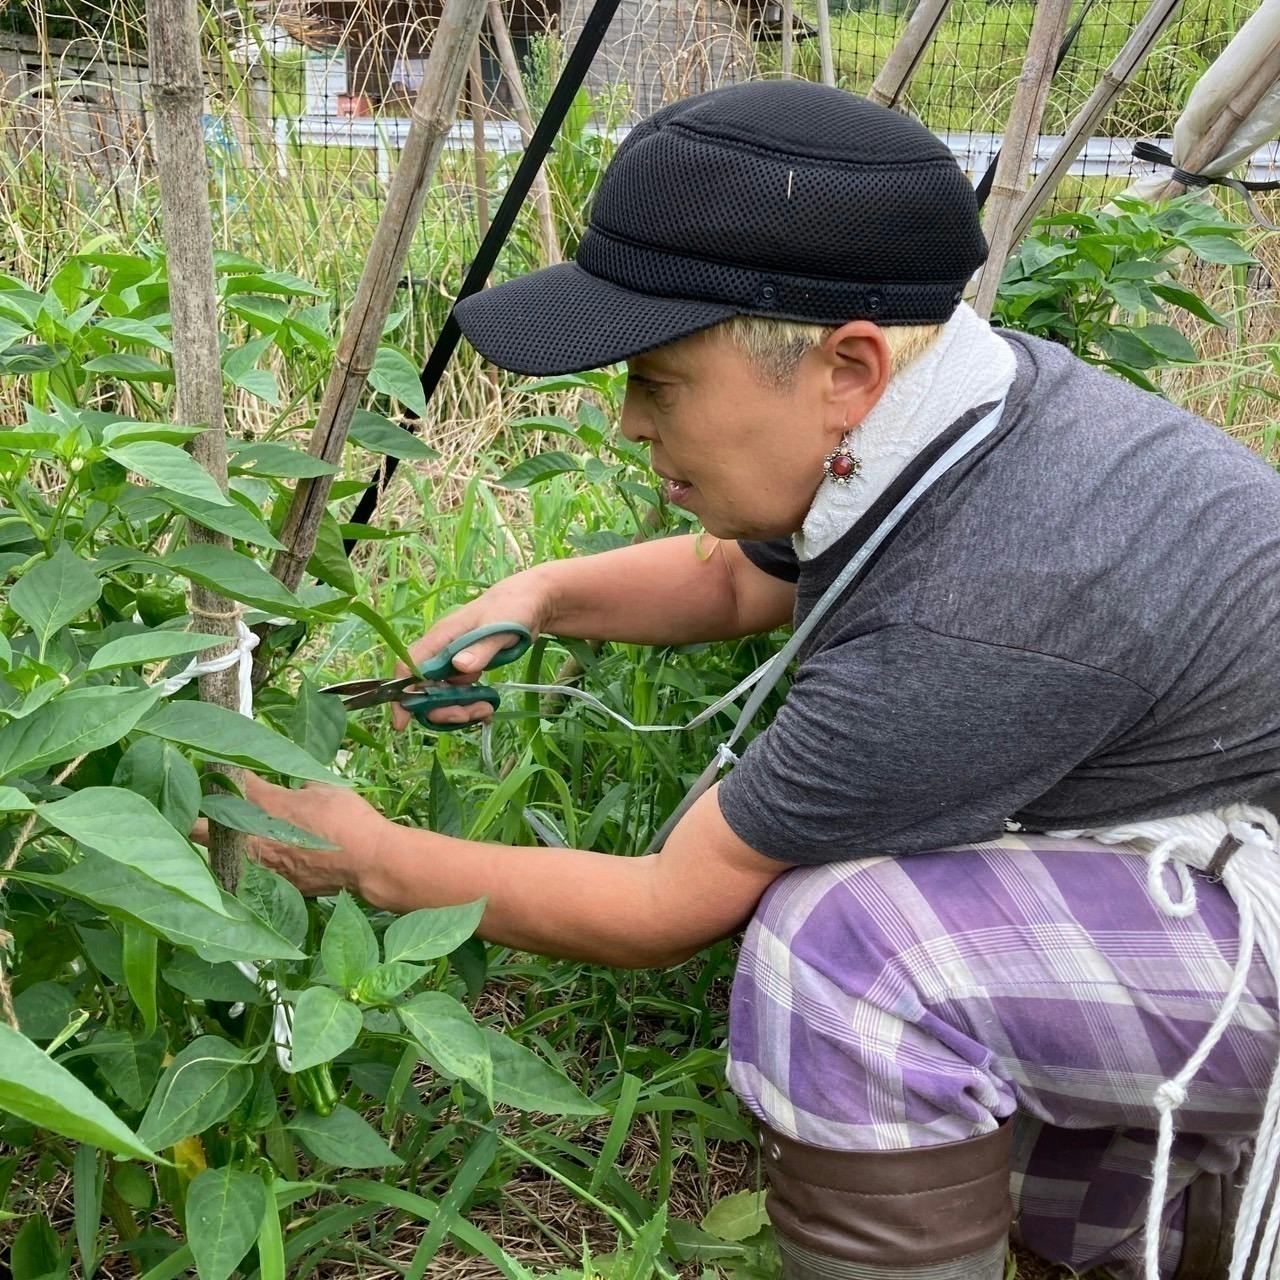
[321,622,533,730]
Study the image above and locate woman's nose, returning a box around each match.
[619,402,653,445]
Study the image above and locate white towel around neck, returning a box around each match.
[794,302,1017,562]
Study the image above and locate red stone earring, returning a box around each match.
[823,443,862,485]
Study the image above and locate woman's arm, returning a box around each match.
[228,775,790,970]
[394,536,796,729]
[534,534,795,646]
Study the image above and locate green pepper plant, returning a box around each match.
[0,249,611,1280]
[992,193,1256,393]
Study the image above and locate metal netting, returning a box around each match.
[0,0,1275,296]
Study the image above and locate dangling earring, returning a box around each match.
[822,417,861,485]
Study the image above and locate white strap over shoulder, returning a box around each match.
[641,398,1008,856]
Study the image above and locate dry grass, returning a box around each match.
[1165,202,1280,464]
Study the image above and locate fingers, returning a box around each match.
[446,631,520,677]
[392,629,458,731]
[424,701,495,727]
[191,818,209,846]
[243,771,292,808]
[391,624,519,732]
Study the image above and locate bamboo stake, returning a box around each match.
[470,48,501,393]
[969,0,1074,318]
[470,47,491,241]
[866,0,953,108]
[487,0,562,265]
[1147,37,1280,201]
[1008,0,1184,246]
[266,0,488,600]
[780,0,795,78]
[145,0,249,892]
[815,0,836,87]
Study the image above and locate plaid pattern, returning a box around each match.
[726,835,1278,1277]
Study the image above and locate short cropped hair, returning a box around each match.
[714,314,945,385]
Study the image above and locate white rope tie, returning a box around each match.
[152,619,294,1072]
[1056,806,1280,1280]
[155,618,257,715]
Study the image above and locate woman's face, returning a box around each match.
[620,321,891,542]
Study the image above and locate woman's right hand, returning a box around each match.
[390,571,553,732]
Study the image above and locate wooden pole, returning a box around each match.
[145,0,249,892]
[1008,0,1184,245]
[969,0,1074,318]
[266,0,489,600]
[866,0,952,108]
[816,0,836,87]
[487,0,562,265]
[780,0,795,78]
[470,47,491,241]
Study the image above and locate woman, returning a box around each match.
[238,82,1280,1279]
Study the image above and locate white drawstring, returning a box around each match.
[1056,806,1280,1280]
[151,619,294,1072]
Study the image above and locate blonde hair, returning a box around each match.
[713,314,945,385]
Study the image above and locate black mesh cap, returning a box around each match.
[454,81,989,376]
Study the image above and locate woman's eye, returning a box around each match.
[633,377,672,402]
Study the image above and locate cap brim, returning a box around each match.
[452,262,737,376]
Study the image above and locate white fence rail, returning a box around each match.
[272,115,1280,188]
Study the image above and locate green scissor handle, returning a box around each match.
[402,622,532,730]
[416,622,532,681]
[399,684,501,727]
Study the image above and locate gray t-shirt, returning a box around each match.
[719,330,1280,864]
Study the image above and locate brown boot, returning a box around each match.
[759,1119,1015,1279]
[1174,1165,1246,1280]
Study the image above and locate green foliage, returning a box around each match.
[992,195,1255,394]
[1,252,684,1279]
[185,1168,268,1280]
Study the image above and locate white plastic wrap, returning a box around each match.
[1124,0,1280,199]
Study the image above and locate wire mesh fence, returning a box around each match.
[0,0,1274,297]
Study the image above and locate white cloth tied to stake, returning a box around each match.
[153,619,295,1072]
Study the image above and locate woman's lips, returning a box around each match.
[665,478,695,507]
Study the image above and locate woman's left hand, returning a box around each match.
[193,773,391,899]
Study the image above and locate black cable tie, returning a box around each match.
[1131,140,1280,193]
[1131,140,1280,232]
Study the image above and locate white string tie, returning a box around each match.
[1055,806,1280,1280]
[494,656,773,736]
[148,617,293,1072]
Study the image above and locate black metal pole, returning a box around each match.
[346,0,626,546]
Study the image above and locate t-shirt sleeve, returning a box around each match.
[716,623,1154,863]
[737,537,800,583]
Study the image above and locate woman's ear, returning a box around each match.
[823,321,892,431]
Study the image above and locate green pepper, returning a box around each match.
[136,583,188,627]
[296,1064,339,1116]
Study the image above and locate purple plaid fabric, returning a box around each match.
[726,835,1279,1277]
